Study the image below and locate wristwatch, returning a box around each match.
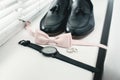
[19,40,99,73]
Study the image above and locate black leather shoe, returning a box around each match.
[40,0,72,36]
[65,0,95,38]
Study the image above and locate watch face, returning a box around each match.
[41,46,57,55]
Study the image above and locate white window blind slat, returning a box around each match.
[0,0,16,10]
[22,0,38,9]
[0,11,21,30]
[21,1,40,15]
[16,0,28,3]
[0,2,21,19]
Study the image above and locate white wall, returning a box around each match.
[103,0,120,80]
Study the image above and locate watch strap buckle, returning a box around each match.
[19,40,30,46]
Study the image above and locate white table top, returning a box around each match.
[0,0,108,80]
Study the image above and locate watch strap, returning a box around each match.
[19,40,99,73]
[55,53,100,73]
[19,40,43,51]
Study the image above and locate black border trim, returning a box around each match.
[94,0,114,80]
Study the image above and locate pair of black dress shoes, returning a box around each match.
[40,0,95,38]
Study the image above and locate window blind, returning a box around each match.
[0,0,16,10]
[0,0,53,46]
[0,1,21,19]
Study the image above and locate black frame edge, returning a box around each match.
[94,0,114,80]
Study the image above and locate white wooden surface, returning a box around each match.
[0,0,112,80]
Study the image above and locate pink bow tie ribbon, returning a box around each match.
[25,22,107,49]
[35,30,72,48]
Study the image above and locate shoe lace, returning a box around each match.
[50,4,60,14]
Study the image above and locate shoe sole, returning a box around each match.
[72,27,94,39]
